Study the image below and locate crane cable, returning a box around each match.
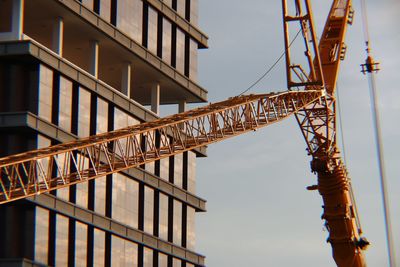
[238,29,302,96]
[359,1,397,266]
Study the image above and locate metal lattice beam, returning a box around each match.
[0,90,322,204]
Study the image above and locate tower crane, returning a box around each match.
[0,0,373,266]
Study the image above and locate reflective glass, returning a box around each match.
[96,97,108,134]
[187,263,195,267]
[143,247,153,267]
[176,29,185,73]
[111,235,138,266]
[76,155,90,208]
[34,207,49,265]
[38,65,53,122]
[173,200,182,245]
[117,0,143,43]
[190,0,199,25]
[100,0,111,22]
[144,186,154,234]
[78,87,91,137]
[189,38,198,81]
[148,6,158,55]
[159,252,168,266]
[94,228,105,267]
[59,76,73,131]
[81,0,93,10]
[75,221,87,267]
[162,18,172,65]
[187,151,196,193]
[55,215,69,266]
[112,173,139,228]
[173,258,182,267]
[174,153,183,188]
[176,0,185,17]
[159,135,169,180]
[162,0,172,8]
[187,206,196,250]
[159,193,168,240]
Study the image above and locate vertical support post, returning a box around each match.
[89,40,99,78]
[179,100,186,113]
[151,83,160,115]
[11,0,24,40]
[121,62,132,98]
[52,17,64,56]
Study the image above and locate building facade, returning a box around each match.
[0,0,208,266]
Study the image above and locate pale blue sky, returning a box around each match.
[195,0,400,266]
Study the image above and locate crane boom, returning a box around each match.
[0,90,322,204]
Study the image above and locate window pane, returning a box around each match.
[159,135,169,180]
[100,0,111,22]
[94,228,105,267]
[190,0,198,25]
[173,200,182,245]
[162,18,172,64]
[174,153,183,188]
[176,0,185,17]
[187,206,196,250]
[144,247,153,267]
[148,7,158,54]
[111,235,138,266]
[144,186,154,234]
[189,38,198,81]
[187,151,196,193]
[78,87,91,137]
[75,221,87,267]
[117,0,143,43]
[112,173,139,228]
[159,193,168,240]
[56,215,69,266]
[173,258,181,267]
[96,97,108,134]
[59,76,73,131]
[34,207,49,265]
[38,65,53,122]
[176,29,185,73]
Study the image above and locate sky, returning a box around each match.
[192,1,400,266]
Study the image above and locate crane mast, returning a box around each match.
[0,0,372,266]
[282,0,368,266]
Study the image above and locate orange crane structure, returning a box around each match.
[0,0,371,266]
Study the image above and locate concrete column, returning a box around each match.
[121,62,132,98]
[178,100,187,113]
[151,83,160,115]
[89,40,99,78]
[52,17,64,56]
[11,0,24,40]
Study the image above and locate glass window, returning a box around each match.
[100,0,111,22]
[187,263,195,267]
[144,247,153,267]
[0,0,12,32]
[147,6,158,55]
[34,207,49,265]
[176,29,185,73]
[111,235,138,266]
[75,221,87,267]
[159,135,169,181]
[176,0,185,17]
[94,228,105,267]
[78,87,91,137]
[187,206,196,250]
[159,252,168,266]
[96,97,108,134]
[162,0,172,8]
[173,200,182,245]
[190,0,198,25]
[117,0,143,43]
[144,186,154,234]
[189,38,198,81]
[59,76,73,131]
[37,135,51,193]
[159,193,168,240]
[173,258,182,267]
[56,151,69,201]
[76,155,90,208]
[187,151,196,193]
[162,18,172,65]
[81,0,93,10]
[174,153,183,188]
[55,214,69,266]
[112,173,139,228]
[144,132,155,174]
[38,65,53,122]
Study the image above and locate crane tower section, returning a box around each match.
[283,0,368,266]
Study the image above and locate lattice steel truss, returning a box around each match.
[0,90,322,204]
